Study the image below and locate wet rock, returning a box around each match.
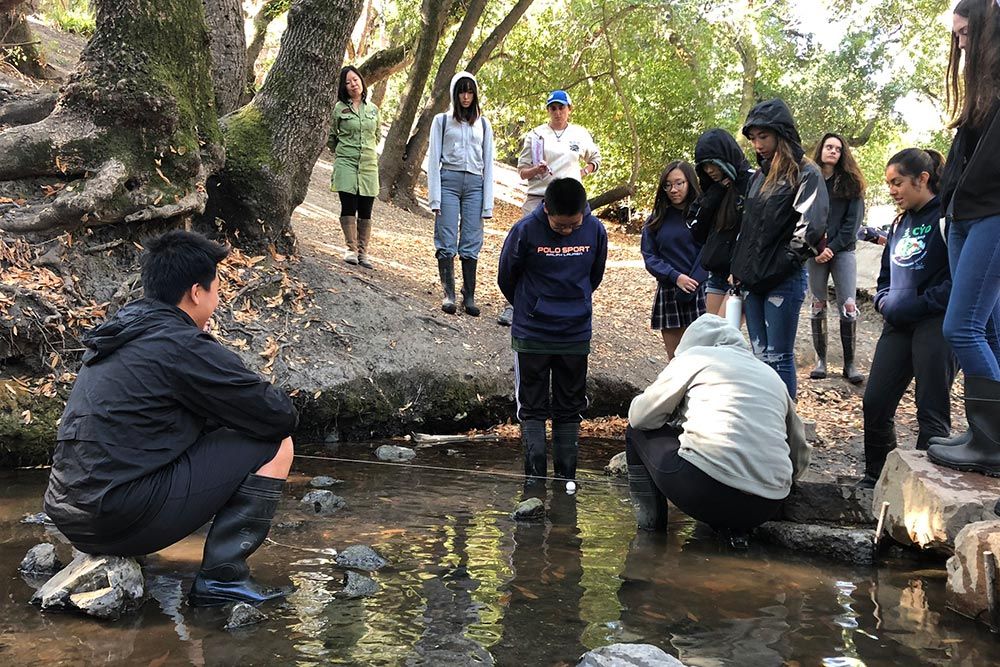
[309,475,344,488]
[273,518,307,532]
[225,602,268,630]
[19,543,62,575]
[780,478,876,526]
[577,643,687,666]
[946,520,1000,624]
[874,449,1000,552]
[756,521,875,564]
[376,444,416,462]
[511,497,545,522]
[300,490,347,515]
[20,512,53,525]
[336,544,389,572]
[604,451,627,478]
[31,552,144,620]
[338,570,380,599]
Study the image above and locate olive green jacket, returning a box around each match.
[328,101,380,196]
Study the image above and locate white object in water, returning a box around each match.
[725,293,743,329]
[566,481,577,494]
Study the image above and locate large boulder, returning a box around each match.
[577,643,687,666]
[780,476,876,526]
[946,520,1000,624]
[30,552,144,620]
[756,522,875,564]
[874,450,1000,552]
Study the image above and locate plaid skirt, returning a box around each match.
[650,283,706,330]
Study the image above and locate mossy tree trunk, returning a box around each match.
[0,0,223,234]
[203,0,246,115]
[242,0,290,105]
[1,0,48,79]
[203,0,363,253]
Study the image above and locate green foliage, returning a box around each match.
[38,0,96,37]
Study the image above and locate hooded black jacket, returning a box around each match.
[687,129,755,274]
[44,299,297,540]
[730,99,829,294]
[941,102,1000,221]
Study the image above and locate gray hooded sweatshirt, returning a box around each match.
[628,314,810,499]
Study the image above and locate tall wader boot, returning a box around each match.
[189,474,292,606]
[625,431,667,531]
[840,318,865,385]
[340,216,358,265]
[856,429,896,489]
[928,376,1000,476]
[356,218,374,269]
[809,313,827,379]
[552,421,579,482]
[521,420,547,489]
[437,256,456,314]
[460,257,480,317]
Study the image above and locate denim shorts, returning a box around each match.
[705,272,730,295]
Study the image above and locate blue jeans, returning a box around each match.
[743,268,807,399]
[435,169,484,260]
[943,214,1000,380]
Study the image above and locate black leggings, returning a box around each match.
[338,191,375,219]
[71,428,280,556]
[625,425,783,531]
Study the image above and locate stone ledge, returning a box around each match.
[756,521,875,564]
[946,520,1000,625]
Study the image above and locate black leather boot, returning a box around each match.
[521,420,547,487]
[460,257,480,317]
[928,376,1000,476]
[189,474,292,606]
[855,429,896,489]
[840,318,864,385]
[809,313,827,379]
[552,421,579,481]
[437,256,456,314]
[628,464,668,531]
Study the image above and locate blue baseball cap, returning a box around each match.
[545,90,571,107]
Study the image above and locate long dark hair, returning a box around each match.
[452,76,480,123]
[763,135,806,192]
[947,0,1000,128]
[337,66,367,105]
[646,161,700,231]
[886,148,946,226]
[811,132,866,199]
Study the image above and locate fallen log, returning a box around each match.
[410,432,500,445]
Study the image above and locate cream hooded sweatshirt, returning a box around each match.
[628,314,811,499]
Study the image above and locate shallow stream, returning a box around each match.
[2,439,998,666]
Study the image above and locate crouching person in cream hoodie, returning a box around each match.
[626,314,811,544]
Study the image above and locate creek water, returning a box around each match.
[2,439,999,666]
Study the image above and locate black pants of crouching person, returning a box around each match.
[863,316,959,450]
[514,351,588,423]
[625,424,783,531]
[69,428,280,557]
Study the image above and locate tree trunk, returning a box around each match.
[357,41,413,86]
[1,1,47,79]
[733,32,758,132]
[601,2,639,189]
[588,184,634,211]
[377,0,454,202]
[465,0,535,73]
[244,0,290,102]
[203,0,363,253]
[0,0,223,234]
[203,0,246,115]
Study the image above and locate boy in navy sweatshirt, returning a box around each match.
[498,178,608,489]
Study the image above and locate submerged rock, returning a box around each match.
[946,520,1000,625]
[756,522,875,564]
[511,497,545,522]
[31,552,144,620]
[20,512,53,525]
[19,543,62,575]
[577,643,687,666]
[604,452,627,478]
[225,602,268,630]
[300,490,347,515]
[338,570,380,599]
[376,445,416,462]
[309,476,344,488]
[336,544,389,572]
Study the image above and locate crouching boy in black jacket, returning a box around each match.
[44,231,298,607]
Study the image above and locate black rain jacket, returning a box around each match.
[43,298,297,540]
[941,102,1000,221]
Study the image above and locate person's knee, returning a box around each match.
[841,298,858,321]
[811,299,827,316]
[941,312,968,346]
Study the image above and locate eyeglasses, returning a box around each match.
[664,180,688,192]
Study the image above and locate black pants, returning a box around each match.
[514,351,588,423]
[625,425,783,531]
[71,428,280,557]
[338,191,375,218]
[863,316,959,448]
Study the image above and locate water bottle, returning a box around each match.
[725,289,743,330]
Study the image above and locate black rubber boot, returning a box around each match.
[927,430,973,448]
[552,421,579,481]
[855,429,896,489]
[928,376,1000,476]
[840,318,865,385]
[460,257,480,317]
[437,256,456,314]
[189,474,292,607]
[628,464,668,532]
[809,313,827,379]
[521,420,547,487]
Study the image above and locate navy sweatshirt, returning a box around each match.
[640,207,707,287]
[497,204,608,343]
[873,195,951,327]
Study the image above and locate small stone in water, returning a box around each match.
[20,512,53,525]
[309,476,344,488]
[566,481,577,494]
[338,570,380,599]
[375,445,416,462]
[225,602,268,630]
[19,543,62,574]
[511,497,544,521]
[300,490,346,515]
[335,544,389,572]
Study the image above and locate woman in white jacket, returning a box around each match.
[626,314,811,541]
[427,71,495,317]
